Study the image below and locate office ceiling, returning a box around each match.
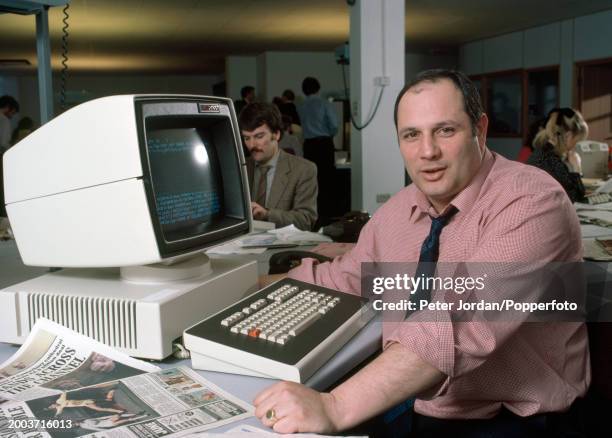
[1,0,611,75]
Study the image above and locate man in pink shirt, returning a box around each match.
[253,70,590,436]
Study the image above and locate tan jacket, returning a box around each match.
[247,150,317,231]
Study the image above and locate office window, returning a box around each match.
[487,72,522,136]
[470,68,559,143]
[526,68,558,135]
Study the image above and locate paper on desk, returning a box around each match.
[206,226,331,254]
[581,224,612,238]
[190,424,366,437]
[268,224,332,244]
[577,209,612,226]
[206,238,268,255]
[583,237,612,261]
[574,201,612,211]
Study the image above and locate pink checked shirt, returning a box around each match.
[289,149,590,419]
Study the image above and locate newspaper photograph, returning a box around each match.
[1,366,253,437]
[0,318,160,402]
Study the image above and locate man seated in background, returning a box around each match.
[239,102,317,231]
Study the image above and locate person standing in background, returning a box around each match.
[0,95,19,153]
[234,85,255,115]
[0,95,20,220]
[279,89,301,126]
[298,77,338,226]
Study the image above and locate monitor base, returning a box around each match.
[0,257,258,360]
[120,253,213,283]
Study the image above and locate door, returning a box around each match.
[577,61,612,145]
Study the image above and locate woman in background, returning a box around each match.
[527,107,588,202]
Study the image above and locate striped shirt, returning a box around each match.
[289,148,590,419]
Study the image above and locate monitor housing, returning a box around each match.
[576,141,609,179]
[0,95,258,359]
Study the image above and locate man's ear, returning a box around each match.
[273,130,281,142]
[476,113,488,152]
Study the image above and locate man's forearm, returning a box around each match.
[329,342,445,430]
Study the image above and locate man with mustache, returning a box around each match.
[239,102,317,231]
[253,70,589,436]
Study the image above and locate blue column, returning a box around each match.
[36,6,54,124]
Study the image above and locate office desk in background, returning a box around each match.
[0,239,382,433]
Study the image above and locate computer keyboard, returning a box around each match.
[183,278,374,382]
[587,193,612,205]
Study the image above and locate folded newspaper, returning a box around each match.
[0,319,253,437]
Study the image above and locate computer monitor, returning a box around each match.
[576,140,609,179]
[0,95,259,359]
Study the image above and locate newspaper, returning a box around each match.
[0,319,160,402]
[188,424,366,437]
[0,320,254,437]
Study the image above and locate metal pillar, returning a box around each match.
[36,5,54,123]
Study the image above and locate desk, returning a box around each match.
[2,240,611,433]
[0,240,382,432]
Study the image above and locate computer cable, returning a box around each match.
[60,3,70,111]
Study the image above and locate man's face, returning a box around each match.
[241,124,280,164]
[1,107,16,119]
[396,79,488,212]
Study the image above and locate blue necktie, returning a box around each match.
[407,207,457,316]
[384,207,457,430]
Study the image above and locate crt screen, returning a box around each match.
[146,128,224,242]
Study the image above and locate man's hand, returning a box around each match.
[254,381,339,434]
[251,202,269,220]
[253,343,445,434]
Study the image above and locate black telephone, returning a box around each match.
[322,211,370,243]
[268,251,332,275]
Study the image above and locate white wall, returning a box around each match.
[459,9,612,99]
[458,9,612,158]
[225,56,257,101]
[405,52,457,83]
[524,23,561,69]
[574,9,612,62]
[10,73,220,127]
[256,53,267,102]
[261,51,346,102]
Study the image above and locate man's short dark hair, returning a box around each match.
[238,102,283,135]
[302,77,320,96]
[240,86,255,99]
[393,69,483,134]
[282,89,295,101]
[0,95,19,112]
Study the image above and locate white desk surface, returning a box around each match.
[0,239,383,432]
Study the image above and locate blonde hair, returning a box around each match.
[533,108,588,156]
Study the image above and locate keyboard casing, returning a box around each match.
[183,278,373,382]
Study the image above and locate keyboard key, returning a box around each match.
[289,312,321,336]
